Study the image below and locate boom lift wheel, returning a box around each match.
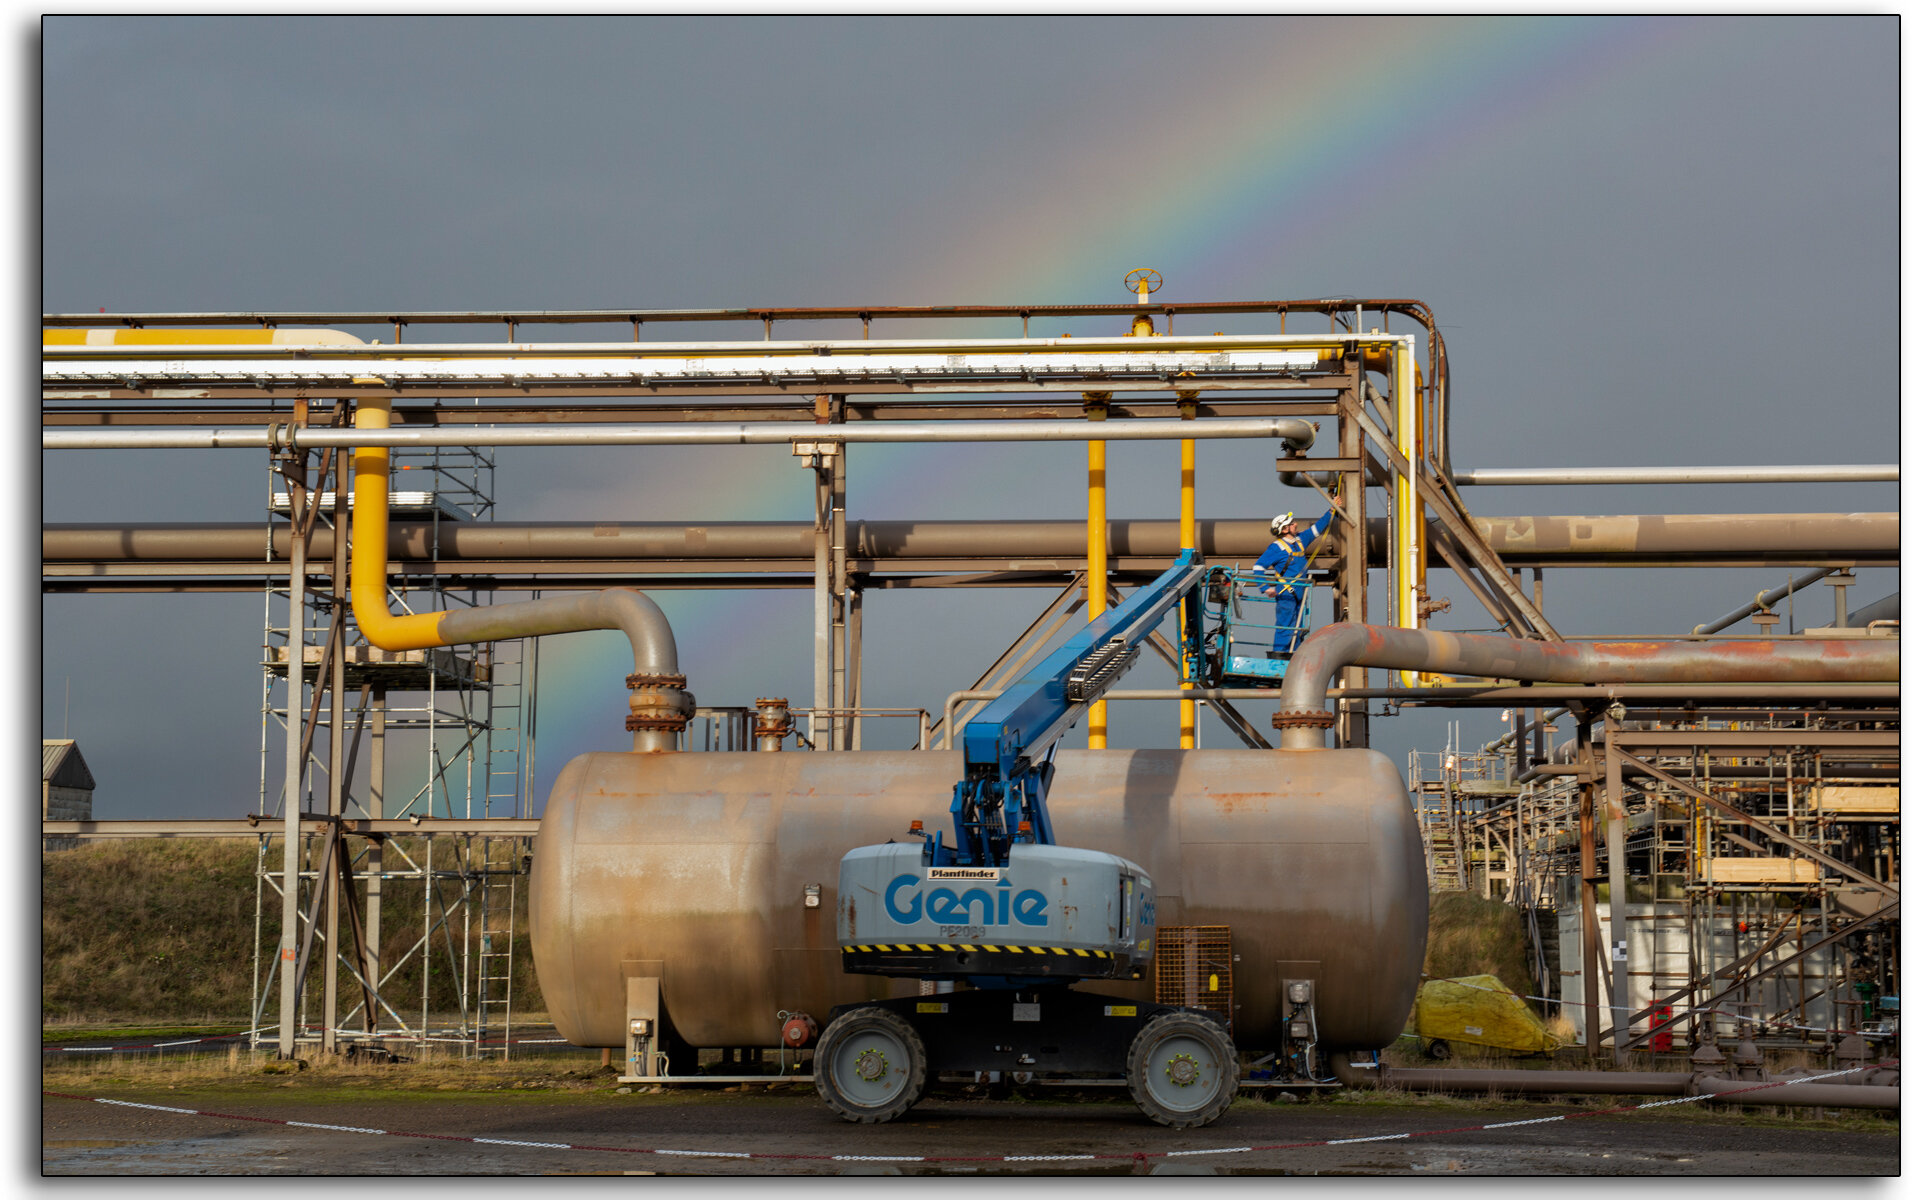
[814,1006,929,1124]
[1125,1011,1240,1129]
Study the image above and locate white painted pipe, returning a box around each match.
[1451,465,1896,485]
[43,416,1319,452]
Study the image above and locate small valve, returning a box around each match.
[781,1013,818,1048]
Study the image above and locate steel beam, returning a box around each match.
[1611,729,1898,750]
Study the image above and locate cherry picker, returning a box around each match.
[818,549,1249,1127]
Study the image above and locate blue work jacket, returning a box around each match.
[1254,510,1335,598]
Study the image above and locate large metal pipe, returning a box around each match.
[43,416,1319,452]
[1273,624,1900,749]
[1689,1075,1900,1110]
[1451,465,1897,486]
[1330,1058,1900,1109]
[1331,1058,1685,1095]
[43,512,1901,566]
[349,396,692,751]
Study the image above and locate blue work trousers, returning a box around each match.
[1272,591,1306,655]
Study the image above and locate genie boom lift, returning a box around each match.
[818,550,1243,1128]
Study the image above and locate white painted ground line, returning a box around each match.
[44,1061,1891,1167]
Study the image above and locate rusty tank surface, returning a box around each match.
[529,747,1426,1053]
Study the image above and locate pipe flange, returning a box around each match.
[627,672,688,691]
[626,715,692,732]
[628,674,695,735]
[754,697,793,737]
[1271,708,1337,731]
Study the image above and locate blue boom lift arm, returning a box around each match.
[931,549,1210,869]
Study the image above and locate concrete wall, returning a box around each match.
[43,783,90,850]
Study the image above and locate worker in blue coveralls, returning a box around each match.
[1256,509,1335,657]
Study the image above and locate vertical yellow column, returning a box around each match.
[1392,335,1423,687]
[1086,393,1110,748]
[1177,392,1197,749]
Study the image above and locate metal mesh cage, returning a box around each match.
[1154,925,1234,1028]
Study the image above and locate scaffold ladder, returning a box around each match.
[473,840,519,1059]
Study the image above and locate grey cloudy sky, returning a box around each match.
[38,16,1900,820]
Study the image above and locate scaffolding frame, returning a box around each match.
[250,427,537,1059]
[1418,705,1898,1060]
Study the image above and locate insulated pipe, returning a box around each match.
[41,327,366,348]
[1273,623,1901,750]
[43,513,1901,566]
[44,416,1319,452]
[1453,465,1898,486]
[349,396,692,751]
[1293,463,1899,489]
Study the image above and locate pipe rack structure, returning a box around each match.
[42,300,1900,1071]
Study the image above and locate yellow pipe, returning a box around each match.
[1086,431,1108,748]
[1178,415,1197,750]
[1391,338,1424,687]
[43,327,364,347]
[350,395,449,650]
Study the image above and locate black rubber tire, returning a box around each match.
[1125,1011,1240,1129]
[814,1007,928,1124]
[1423,1038,1452,1061]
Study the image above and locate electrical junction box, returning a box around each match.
[837,841,1154,982]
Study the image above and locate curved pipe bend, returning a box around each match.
[1276,623,1900,750]
[349,395,690,751]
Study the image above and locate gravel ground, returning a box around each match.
[42,1080,1899,1176]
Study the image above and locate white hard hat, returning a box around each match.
[1271,512,1295,536]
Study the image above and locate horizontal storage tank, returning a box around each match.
[530,747,1426,1053]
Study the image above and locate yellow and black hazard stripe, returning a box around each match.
[839,943,1133,980]
[842,943,1113,957]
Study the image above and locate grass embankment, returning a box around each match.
[47,844,1530,1034]
[1421,890,1540,1004]
[43,838,545,1026]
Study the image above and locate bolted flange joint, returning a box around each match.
[626,672,695,734]
[753,697,794,736]
[1271,708,1337,731]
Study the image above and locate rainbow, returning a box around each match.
[519,16,1714,798]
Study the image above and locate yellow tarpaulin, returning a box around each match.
[1409,974,1558,1054]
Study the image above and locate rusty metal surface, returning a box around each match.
[528,747,1425,1054]
[44,513,1902,568]
[43,298,1443,328]
[1276,623,1901,748]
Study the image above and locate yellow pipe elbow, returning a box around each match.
[350,395,446,650]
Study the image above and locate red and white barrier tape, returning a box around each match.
[42,1060,1893,1167]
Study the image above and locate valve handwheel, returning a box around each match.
[1124,268,1162,296]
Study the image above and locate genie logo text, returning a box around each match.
[884,873,1049,929]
